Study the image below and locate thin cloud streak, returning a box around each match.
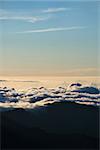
[16,26,87,34]
[0,16,50,23]
[42,7,71,13]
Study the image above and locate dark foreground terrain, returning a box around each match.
[1,102,99,149]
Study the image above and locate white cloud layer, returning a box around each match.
[0,83,100,111]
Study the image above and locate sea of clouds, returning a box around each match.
[0,83,100,111]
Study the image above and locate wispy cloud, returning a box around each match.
[0,7,69,23]
[16,26,87,34]
[0,15,49,23]
[0,9,50,23]
[42,7,70,13]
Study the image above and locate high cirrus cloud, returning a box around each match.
[16,26,87,34]
[42,7,71,13]
[0,15,49,23]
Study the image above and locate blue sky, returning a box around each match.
[0,1,99,76]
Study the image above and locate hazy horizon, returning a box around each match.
[0,76,99,90]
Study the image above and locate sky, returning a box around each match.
[0,0,99,76]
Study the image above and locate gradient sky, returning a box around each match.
[0,1,99,76]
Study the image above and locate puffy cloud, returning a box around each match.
[0,83,100,111]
